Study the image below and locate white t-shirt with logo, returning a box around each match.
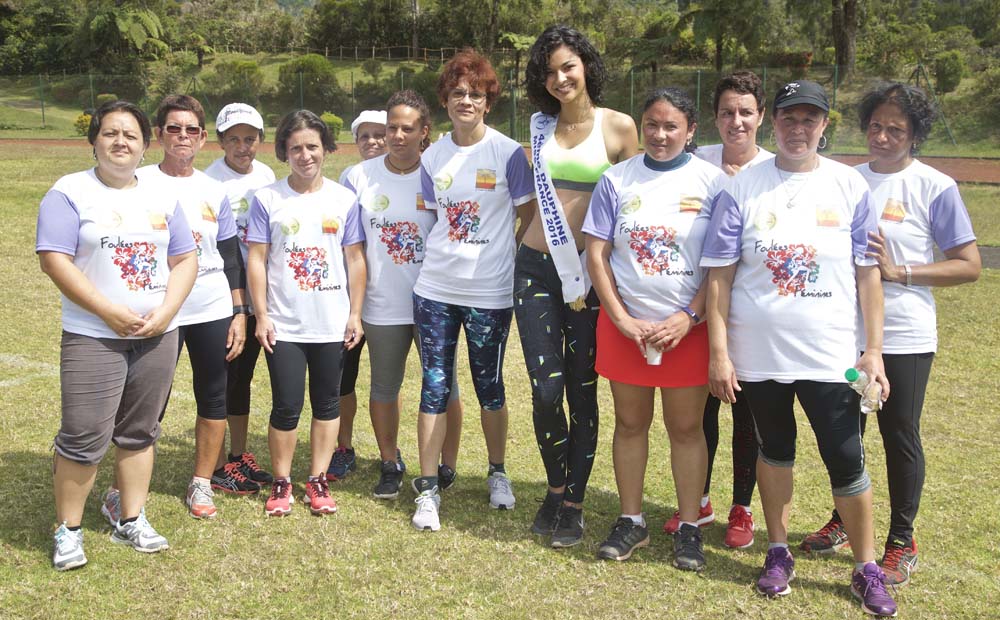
[701,157,877,382]
[583,154,726,321]
[35,169,196,339]
[137,165,236,326]
[857,160,976,353]
[695,143,774,171]
[246,177,364,343]
[344,155,437,325]
[414,127,535,309]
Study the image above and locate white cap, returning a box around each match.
[216,103,264,133]
[351,110,387,140]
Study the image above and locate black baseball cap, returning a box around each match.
[773,80,829,112]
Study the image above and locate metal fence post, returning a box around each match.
[298,70,304,109]
[38,75,46,128]
[351,72,355,119]
[88,74,95,110]
[832,64,838,109]
[629,67,635,121]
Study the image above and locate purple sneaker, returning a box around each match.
[851,563,898,617]
[756,547,795,597]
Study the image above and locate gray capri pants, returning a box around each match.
[55,330,179,465]
[363,321,459,404]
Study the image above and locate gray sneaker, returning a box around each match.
[110,509,169,553]
[53,523,86,571]
[487,472,515,510]
[412,487,441,531]
[100,487,120,527]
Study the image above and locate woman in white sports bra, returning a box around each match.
[517,25,639,548]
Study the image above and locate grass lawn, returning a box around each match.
[0,145,998,619]
[960,184,1000,246]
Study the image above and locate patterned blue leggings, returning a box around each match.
[413,294,512,414]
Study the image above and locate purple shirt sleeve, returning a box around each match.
[167,205,196,255]
[420,166,438,208]
[341,175,357,194]
[700,190,743,262]
[36,190,80,255]
[246,194,271,244]
[216,196,237,241]
[928,184,977,251]
[341,199,366,246]
[581,174,619,241]
[505,146,535,204]
[851,190,877,264]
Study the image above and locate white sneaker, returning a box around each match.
[110,509,169,553]
[100,487,120,527]
[412,487,441,531]
[487,471,515,510]
[53,522,86,571]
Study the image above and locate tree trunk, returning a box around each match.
[714,22,724,72]
[484,0,501,55]
[832,0,857,81]
[411,0,419,58]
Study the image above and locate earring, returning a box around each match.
[93,150,97,161]
[818,135,828,150]
[769,132,776,146]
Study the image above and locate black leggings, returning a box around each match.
[227,315,261,416]
[514,245,600,504]
[703,394,758,506]
[339,335,366,396]
[857,352,933,543]
[741,380,870,497]
[265,340,344,431]
[177,317,231,420]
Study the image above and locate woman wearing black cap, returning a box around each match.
[700,80,897,617]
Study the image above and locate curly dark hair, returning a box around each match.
[88,100,152,148]
[436,48,501,109]
[643,87,698,153]
[712,70,765,115]
[273,110,337,162]
[386,89,432,151]
[858,82,937,154]
[525,25,607,115]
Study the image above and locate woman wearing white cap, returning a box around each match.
[326,109,389,482]
[205,103,276,488]
[701,80,897,616]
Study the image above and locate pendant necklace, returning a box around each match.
[774,157,819,209]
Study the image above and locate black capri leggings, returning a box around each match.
[339,335,366,397]
[265,340,345,431]
[178,316,232,420]
[741,380,870,498]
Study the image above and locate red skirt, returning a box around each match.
[595,309,709,388]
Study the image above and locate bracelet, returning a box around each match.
[904,265,912,287]
[233,305,249,315]
[680,305,700,324]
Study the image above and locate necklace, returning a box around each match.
[385,155,420,175]
[561,108,594,133]
[774,157,819,209]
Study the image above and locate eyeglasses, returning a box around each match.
[163,124,203,136]
[448,89,486,104]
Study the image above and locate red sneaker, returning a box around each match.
[724,504,755,549]
[303,475,338,515]
[799,512,850,555]
[880,536,918,586]
[265,478,294,517]
[663,499,715,534]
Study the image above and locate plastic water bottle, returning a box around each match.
[845,368,882,414]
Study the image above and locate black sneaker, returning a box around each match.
[396,449,406,474]
[210,462,261,495]
[551,505,585,548]
[230,452,273,485]
[673,523,706,571]
[438,463,457,490]
[373,460,403,500]
[597,517,650,561]
[531,492,562,536]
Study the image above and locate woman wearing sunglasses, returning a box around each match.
[135,95,254,521]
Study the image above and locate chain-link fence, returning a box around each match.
[0,61,958,150]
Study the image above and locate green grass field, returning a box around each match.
[0,145,998,619]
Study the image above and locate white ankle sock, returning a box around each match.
[622,513,645,527]
[700,495,710,509]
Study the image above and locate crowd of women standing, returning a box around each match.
[36,23,981,618]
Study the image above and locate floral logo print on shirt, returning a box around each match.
[629,226,681,275]
[113,242,158,291]
[380,221,424,264]
[287,247,329,291]
[765,243,820,296]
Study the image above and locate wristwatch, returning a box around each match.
[233,305,250,316]
[680,305,700,324]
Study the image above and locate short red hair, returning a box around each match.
[436,48,501,108]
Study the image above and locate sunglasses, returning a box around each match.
[448,89,487,104]
[163,124,203,136]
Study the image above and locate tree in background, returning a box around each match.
[275,53,348,116]
[832,0,858,79]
